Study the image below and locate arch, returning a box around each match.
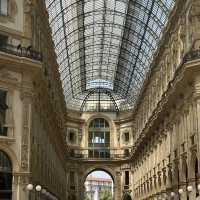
[0,150,13,200]
[80,88,119,112]
[80,165,120,200]
[84,168,115,200]
[84,168,115,184]
[83,113,116,157]
[89,118,109,129]
[86,113,114,131]
[0,145,19,172]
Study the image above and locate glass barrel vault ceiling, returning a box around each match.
[45,0,175,112]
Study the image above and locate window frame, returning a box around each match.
[0,89,8,137]
[68,130,76,144]
[0,0,9,17]
[88,118,110,158]
[123,132,130,143]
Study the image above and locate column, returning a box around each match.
[115,171,122,200]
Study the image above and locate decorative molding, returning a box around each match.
[20,91,32,171]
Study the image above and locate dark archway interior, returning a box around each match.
[0,150,12,200]
[123,193,132,200]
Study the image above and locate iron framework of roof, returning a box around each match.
[45,0,175,112]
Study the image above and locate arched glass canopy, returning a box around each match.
[45,0,175,112]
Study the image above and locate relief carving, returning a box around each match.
[21,93,32,171]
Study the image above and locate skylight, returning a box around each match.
[45,0,175,112]
[86,79,113,90]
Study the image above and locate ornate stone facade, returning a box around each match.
[0,0,67,200]
[66,0,200,199]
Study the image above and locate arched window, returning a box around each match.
[88,118,110,158]
[0,150,12,200]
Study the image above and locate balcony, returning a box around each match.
[69,148,132,161]
[0,44,42,61]
[0,43,42,73]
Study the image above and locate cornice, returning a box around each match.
[131,0,187,118]
[0,136,15,145]
[66,116,85,124]
[114,117,133,125]
[0,25,28,40]
[0,52,42,74]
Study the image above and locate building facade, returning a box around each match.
[0,0,200,200]
[0,0,67,200]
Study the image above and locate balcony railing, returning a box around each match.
[88,142,110,148]
[183,49,200,63]
[0,44,42,61]
[69,148,131,160]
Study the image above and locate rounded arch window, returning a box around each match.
[0,150,12,199]
[89,118,109,128]
[88,118,110,158]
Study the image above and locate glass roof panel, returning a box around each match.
[45,0,175,112]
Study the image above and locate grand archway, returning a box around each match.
[84,169,114,200]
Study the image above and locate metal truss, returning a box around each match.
[80,88,119,112]
[45,0,175,112]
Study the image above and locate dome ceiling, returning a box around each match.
[45,0,175,112]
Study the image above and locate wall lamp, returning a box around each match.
[178,188,184,194]
[26,184,58,200]
[187,185,193,192]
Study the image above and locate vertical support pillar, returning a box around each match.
[115,171,122,200]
